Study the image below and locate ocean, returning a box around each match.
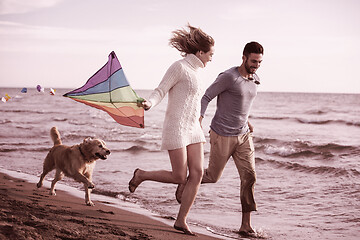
[0,88,359,240]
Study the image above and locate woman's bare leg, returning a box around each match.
[174,143,204,232]
[129,143,204,233]
[129,147,188,190]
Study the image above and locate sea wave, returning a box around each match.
[305,109,329,115]
[255,137,359,159]
[251,115,360,127]
[61,132,97,140]
[0,119,12,124]
[0,109,58,114]
[123,145,149,153]
[68,120,97,126]
[250,115,290,121]
[296,118,360,127]
[261,147,335,159]
[0,146,50,153]
[53,117,68,122]
[91,188,121,198]
[256,157,360,177]
[109,145,161,153]
[15,125,37,130]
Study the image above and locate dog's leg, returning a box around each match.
[72,172,95,189]
[72,172,95,206]
[83,171,94,206]
[37,154,55,188]
[50,169,64,196]
[84,184,94,206]
[37,171,49,188]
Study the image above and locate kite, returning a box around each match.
[1,93,11,102]
[36,85,44,92]
[50,88,56,95]
[63,51,144,128]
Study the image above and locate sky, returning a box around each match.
[0,0,359,94]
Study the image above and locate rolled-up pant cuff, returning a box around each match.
[242,205,257,213]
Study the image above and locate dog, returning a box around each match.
[37,127,110,206]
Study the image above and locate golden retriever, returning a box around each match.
[37,127,110,206]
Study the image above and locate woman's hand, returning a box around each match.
[248,121,254,132]
[142,100,152,111]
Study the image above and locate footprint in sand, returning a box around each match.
[96,209,115,215]
[32,191,49,198]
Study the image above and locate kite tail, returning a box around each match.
[50,127,62,146]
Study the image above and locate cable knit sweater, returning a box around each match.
[148,54,206,150]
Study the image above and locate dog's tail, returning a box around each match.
[50,127,62,145]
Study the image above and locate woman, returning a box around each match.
[128,24,214,235]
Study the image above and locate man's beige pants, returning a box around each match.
[202,130,257,212]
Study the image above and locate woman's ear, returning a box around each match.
[196,50,203,58]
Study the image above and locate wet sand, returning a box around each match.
[0,172,220,240]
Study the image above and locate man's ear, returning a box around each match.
[242,55,246,62]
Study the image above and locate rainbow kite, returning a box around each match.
[64,51,144,128]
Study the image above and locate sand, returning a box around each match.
[0,172,221,240]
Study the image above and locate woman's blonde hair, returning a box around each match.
[169,24,214,56]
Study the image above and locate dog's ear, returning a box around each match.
[83,137,92,143]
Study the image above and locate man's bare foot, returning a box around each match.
[237,228,256,238]
[174,221,195,236]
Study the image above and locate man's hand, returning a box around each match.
[199,116,204,129]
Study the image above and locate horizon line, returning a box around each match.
[0,86,359,95]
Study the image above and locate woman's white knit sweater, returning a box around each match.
[148,54,206,150]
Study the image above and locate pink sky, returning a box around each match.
[0,0,359,93]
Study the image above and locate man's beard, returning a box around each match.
[245,60,257,74]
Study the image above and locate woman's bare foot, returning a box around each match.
[128,168,142,193]
[175,183,185,204]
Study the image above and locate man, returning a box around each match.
[176,41,263,237]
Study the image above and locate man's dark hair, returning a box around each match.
[243,42,263,57]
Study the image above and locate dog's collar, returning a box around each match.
[78,145,90,162]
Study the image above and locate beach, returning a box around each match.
[0,171,221,240]
[1,88,359,239]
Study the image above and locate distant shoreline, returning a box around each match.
[0,87,358,95]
